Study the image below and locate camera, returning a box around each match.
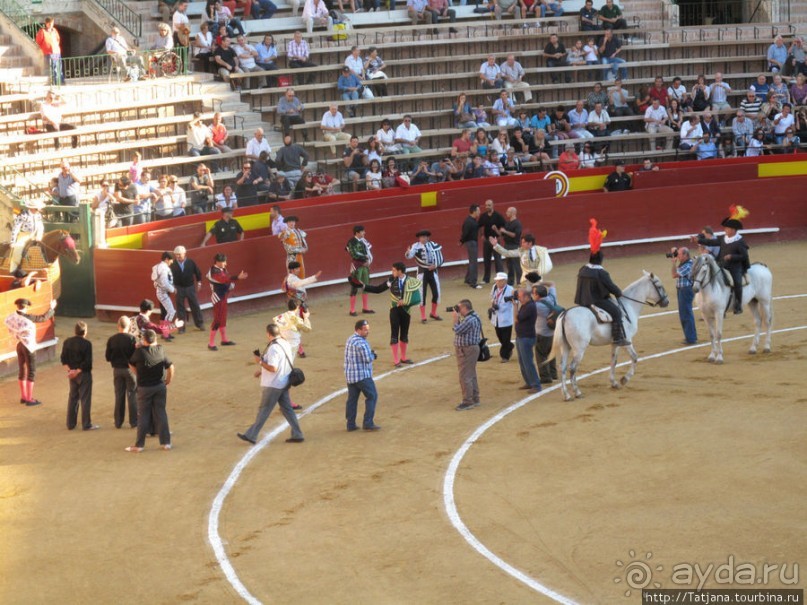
[446,305,460,313]
[666,248,678,259]
[300,302,308,312]
[253,349,261,357]
[503,295,514,303]
[371,350,378,360]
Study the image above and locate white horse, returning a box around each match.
[548,271,670,401]
[690,253,773,363]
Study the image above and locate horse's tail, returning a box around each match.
[543,310,567,367]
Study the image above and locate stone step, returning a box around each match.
[0,44,22,58]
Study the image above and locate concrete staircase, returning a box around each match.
[626,0,664,35]
[0,30,47,91]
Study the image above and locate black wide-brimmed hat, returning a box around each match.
[415,229,431,237]
[721,217,743,230]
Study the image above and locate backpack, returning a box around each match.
[539,298,565,330]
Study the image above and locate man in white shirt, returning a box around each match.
[233,35,262,89]
[679,113,703,149]
[238,324,305,444]
[187,112,219,157]
[246,127,273,160]
[492,90,518,128]
[321,104,351,155]
[105,26,136,74]
[344,46,364,78]
[500,54,532,103]
[587,101,611,138]
[568,100,594,139]
[644,97,673,150]
[708,72,732,113]
[171,1,190,46]
[302,0,331,34]
[394,115,423,153]
[666,76,688,105]
[479,55,502,91]
[40,90,77,150]
[772,103,795,144]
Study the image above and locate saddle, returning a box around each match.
[588,305,613,324]
[720,268,749,288]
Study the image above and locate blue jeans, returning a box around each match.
[345,377,378,429]
[516,336,541,389]
[602,56,627,81]
[677,286,697,344]
[540,2,563,16]
[252,0,277,18]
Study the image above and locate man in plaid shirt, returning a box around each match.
[344,320,380,431]
[452,299,482,411]
[670,246,697,345]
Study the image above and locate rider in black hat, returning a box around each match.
[694,213,750,314]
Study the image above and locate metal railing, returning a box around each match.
[90,0,142,38]
[0,0,38,40]
[57,46,188,83]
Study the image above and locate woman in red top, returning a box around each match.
[211,112,232,153]
[558,145,580,171]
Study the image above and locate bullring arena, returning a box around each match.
[2,0,807,601]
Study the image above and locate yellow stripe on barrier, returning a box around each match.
[107,232,144,249]
[569,174,607,193]
[421,191,437,208]
[758,160,807,178]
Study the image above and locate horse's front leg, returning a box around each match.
[705,315,718,362]
[609,345,620,389]
[748,299,761,354]
[714,315,724,364]
[620,344,639,386]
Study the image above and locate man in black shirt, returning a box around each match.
[274,134,309,189]
[575,250,630,346]
[105,316,138,428]
[477,198,505,284]
[201,207,245,246]
[515,288,541,392]
[234,159,265,207]
[214,37,243,91]
[170,245,205,332]
[459,204,482,289]
[603,161,632,192]
[543,34,570,84]
[501,206,523,285]
[127,329,174,452]
[61,321,97,430]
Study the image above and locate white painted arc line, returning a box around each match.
[442,324,807,605]
[207,354,450,605]
[210,292,806,604]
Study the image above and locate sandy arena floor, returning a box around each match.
[1,242,805,605]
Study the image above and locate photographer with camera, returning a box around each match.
[669,246,697,345]
[344,320,380,431]
[488,272,515,362]
[452,300,482,411]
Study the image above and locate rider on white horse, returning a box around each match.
[9,199,46,273]
[574,250,631,347]
[695,210,750,315]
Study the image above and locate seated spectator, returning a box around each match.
[409,160,435,186]
[492,89,518,128]
[167,176,187,217]
[767,35,787,73]
[484,151,502,176]
[366,159,384,190]
[338,66,369,118]
[40,90,77,150]
[253,149,276,185]
[479,55,503,91]
[739,89,762,119]
[510,127,536,161]
[778,127,801,154]
[246,127,272,161]
[752,109,773,142]
[579,0,598,31]
[501,54,532,103]
[644,97,673,150]
[344,45,365,78]
[640,159,660,171]
[586,81,608,110]
[599,29,626,82]
[429,157,452,182]
[538,0,562,17]
[233,35,262,89]
[749,73,769,102]
[731,110,754,155]
[530,130,552,164]
[648,75,668,107]
[364,47,388,96]
[286,31,317,84]
[587,101,612,140]
[295,170,324,198]
[194,22,215,73]
[568,100,594,139]
[254,35,278,86]
[428,0,458,32]
[189,163,216,213]
[708,72,732,115]
[321,104,351,155]
[473,104,491,127]
[500,149,523,175]
[210,1,245,36]
[667,76,688,107]
[251,0,277,20]
[528,107,549,134]
[472,127,491,156]
[407,0,434,26]
[446,157,466,181]
[693,132,718,160]
[773,103,796,144]
[463,154,486,179]
[760,89,782,121]
[215,184,238,210]
[277,88,306,136]
[301,0,331,35]
[746,129,767,156]
[454,93,477,129]
[188,112,220,157]
[394,115,423,154]
[667,98,684,132]
[557,144,580,171]
[496,0,522,21]
[152,23,174,53]
[635,82,652,115]
[382,157,402,188]
[376,118,400,154]
[788,37,806,78]
[214,37,244,91]
[599,0,627,29]
[790,72,807,107]
[679,113,703,149]
[55,161,81,208]
[544,34,569,84]
[568,39,587,69]
[208,112,232,155]
[700,110,721,141]
[691,74,710,111]
[770,74,790,106]
[365,136,383,164]
[235,160,265,206]
[583,36,599,76]
[491,130,512,156]
[579,142,605,168]
[603,161,631,191]
[343,136,367,191]
[267,174,292,201]
[453,128,474,157]
[607,78,634,121]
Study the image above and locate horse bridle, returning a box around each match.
[691,255,718,291]
[621,275,669,308]
[28,232,71,260]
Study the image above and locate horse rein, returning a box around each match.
[621,277,669,308]
[692,256,719,291]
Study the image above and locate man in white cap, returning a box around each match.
[489,271,515,362]
[9,199,46,273]
[170,245,205,332]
